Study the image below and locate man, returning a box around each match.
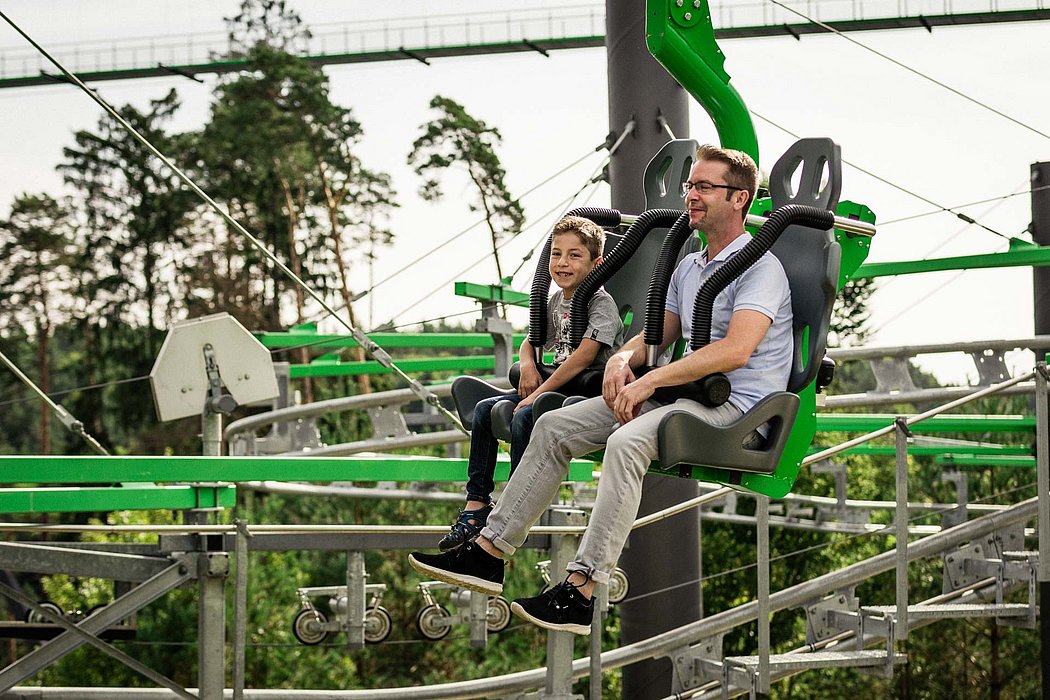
[410,144,793,634]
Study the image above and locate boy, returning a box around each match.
[433,215,624,552]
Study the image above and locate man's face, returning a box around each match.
[548,231,598,293]
[683,159,742,233]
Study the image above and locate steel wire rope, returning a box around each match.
[765,0,1050,143]
[379,165,609,329]
[617,478,1038,607]
[267,147,611,356]
[0,10,469,435]
[879,183,1050,227]
[338,144,607,309]
[267,178,606,359]
[0,374,149,410]
[866,178,1028,308]
[376,118,630,328]
[750,109,1012,241]
[0,346,109,455]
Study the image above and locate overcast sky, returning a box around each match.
[1,1,1048,385]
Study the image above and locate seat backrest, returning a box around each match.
[602,139,700,340]
[767,138,842,393]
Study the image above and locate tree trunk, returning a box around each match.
[316,163,371,395]
[276,167,313,405]
[989,620,1001,700]
[36,317,50,456]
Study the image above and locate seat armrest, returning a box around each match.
[450,376,516,430]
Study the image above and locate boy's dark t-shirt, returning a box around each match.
[544,287,623,366]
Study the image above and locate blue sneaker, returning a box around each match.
[511,579,593,635]
[409,542,504,595]
[438,503,493,551]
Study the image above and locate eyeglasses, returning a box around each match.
[681,180,743,197]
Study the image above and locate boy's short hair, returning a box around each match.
[695,144,759,221]
[551,216,606,260]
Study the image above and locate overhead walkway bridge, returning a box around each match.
[2,1,1049,89]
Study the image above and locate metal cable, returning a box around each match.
[766,0,1050,142]
[0,347,109,455]
[0,10,469,436]
[750,109,1012,240]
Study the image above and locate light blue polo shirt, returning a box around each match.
[665,233,793,413]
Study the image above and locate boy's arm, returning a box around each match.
[514,339,604,411]
[517,337,542,398]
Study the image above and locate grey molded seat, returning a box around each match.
[657,138,842,476]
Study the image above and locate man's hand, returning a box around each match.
[602,353,635,408]
[612,378,654,424]
[518,363,542,399]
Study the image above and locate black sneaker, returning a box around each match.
[409,543,504,595]
[438,503,493,551]
[511,579,593,635]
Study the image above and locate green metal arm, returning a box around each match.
[646,0,759,162]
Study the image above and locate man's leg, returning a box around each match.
[480,396,618,556]
[568,399,744,586]
[510,399,745,634]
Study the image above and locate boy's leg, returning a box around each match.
[566,399,744,585]
[481,396,617,556]
[507,404,535,473]
[464,395,519,503]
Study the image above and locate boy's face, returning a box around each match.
[549,231,600,293]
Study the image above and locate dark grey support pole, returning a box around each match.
[1032,163,1050,700]
[1032,163,1050,335]
[606,2,693,698]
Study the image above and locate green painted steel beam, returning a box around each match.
[809,443,1031,457]
[289,353,553,378]
[646,0,758,161]
[935,455,1036,468]
[454,281,531,307]
[856,239,1050,279]
[0,456,594,485]
[815,414,1035,433]
[257,331,529,349]
[0,484,236,514]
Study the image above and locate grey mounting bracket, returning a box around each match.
[668,634,725,694]
[203,344,237,416]
[812,461,870,526]
[968,348,1010,385]
[804,587,860,645]
[869,357,919,395]
[939,469,969,529]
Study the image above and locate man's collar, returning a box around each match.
[700,231,751,264]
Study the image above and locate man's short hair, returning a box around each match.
[552,215,606,259]
[696,144,759,221]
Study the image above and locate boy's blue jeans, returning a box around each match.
[465,394,535,503]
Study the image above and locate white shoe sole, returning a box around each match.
[510,601,591,635]
[408,554,503,596]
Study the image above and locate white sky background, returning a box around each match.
[1,0,1048,386]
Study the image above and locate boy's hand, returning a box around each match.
[602,355,635,409]
[513,392,538,413]
[518,364,542,399]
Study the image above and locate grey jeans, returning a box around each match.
[479,395,747,585]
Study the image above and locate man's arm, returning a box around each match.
[602,311,682,407]
[610,309,772,424]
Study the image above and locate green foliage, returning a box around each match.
[408,96,524,283]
